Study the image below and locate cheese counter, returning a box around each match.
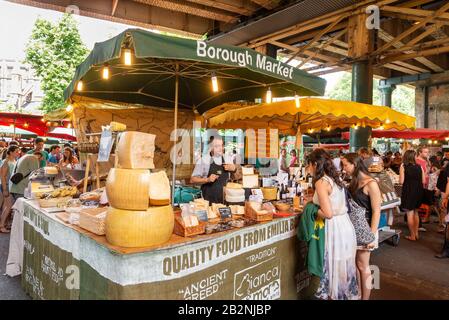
[7,198,309,300]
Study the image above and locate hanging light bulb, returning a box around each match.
[24,122,29,128]
[9,124,14,129]
[76,80,83,91]
[386,118,391,124]
[102,64,110,80]
[66,105,73,112]
[41,118,45,123]
[428,139,432,144]
[326,125,331,132]
[353,124,359,130]
[295,92,300,109]
[211,73,219,93]
[309,128,314,134]
[123,48,132,66]
[67,123,72,129]
[46,122,51,127]
[445,137,449,141]
[379,123,384,130]
[266,87,272,104]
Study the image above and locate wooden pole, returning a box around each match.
[171,63,179,204]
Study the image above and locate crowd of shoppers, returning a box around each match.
[300,145,449,300]
[0,138,79,234]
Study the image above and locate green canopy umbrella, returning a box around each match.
[64,28,326,201]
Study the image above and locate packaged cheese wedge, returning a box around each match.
[106,168,151,210]
[117,131,156,169]
[148,171,171,205]
[106,205,174,248]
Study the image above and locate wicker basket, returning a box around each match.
[38,197,72,208]
[173,215,206,237]
[79,207,107,235]
[261,187,278,201]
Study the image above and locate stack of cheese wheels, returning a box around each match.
[105,131,174,248]
[225,182,245,203]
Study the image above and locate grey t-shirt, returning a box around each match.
[192,154,230,178]
[10,155,39,195]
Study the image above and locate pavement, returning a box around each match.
[0,212,448,300]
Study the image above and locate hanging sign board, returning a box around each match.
[97,129,113,162]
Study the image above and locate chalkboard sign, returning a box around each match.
[194,210,208,222]
[218,207,232,219]
[98,129,113,162]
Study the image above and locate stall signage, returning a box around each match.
[98,129,113,162]
[196,41,294,80]
[218,207,232,219]
[233,257,281,300]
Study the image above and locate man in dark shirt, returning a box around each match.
[436,163,449,259]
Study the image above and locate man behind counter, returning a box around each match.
[191,136,241,203]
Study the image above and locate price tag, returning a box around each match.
[218,207,232,219]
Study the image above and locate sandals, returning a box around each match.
[405,235,417,241]
[0,227,10,234]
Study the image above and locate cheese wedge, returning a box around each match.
[106,205,174,247]
[117,131,156,169]
[242,174,259,188]
[148,171,171,205]
[106,168,151,210]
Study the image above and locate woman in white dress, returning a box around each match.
[308,148,359,300]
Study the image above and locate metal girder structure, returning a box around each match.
[6,0,285,36]
[236,0,449,77]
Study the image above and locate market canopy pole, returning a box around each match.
[348,12,374,152]
[172,63,179,203]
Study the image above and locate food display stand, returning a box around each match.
[13,198,304,300]
[7,28,328,300]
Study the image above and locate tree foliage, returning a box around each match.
[24,14,88,113]
[326,72,415,116]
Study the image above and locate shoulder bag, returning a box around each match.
[344,188,376,246]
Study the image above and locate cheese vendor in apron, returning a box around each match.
[201,156,230,203]
[190,136,239,204]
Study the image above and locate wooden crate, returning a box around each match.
[244,202,273,222]
[173,215,206,237]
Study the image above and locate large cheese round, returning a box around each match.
[117,131,156,169]
[106,168,151,210]
[225,195,246,203]
[106,205,174,247]
[225,188,245,197]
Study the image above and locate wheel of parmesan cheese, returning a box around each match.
[106,168,151,210]
[117,131,156,169]
[225,195,246,203]
[106,205,174,247]
[225,188,245,197]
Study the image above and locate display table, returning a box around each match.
[9,199,307,300]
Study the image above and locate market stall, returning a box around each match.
[206,98,416,245]
[8,28,327,300]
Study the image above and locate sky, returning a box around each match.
[0,0,343,91]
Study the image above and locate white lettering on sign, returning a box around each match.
[247,247,277,264]
[196,41,293,80]
[234,258,281,300]
[24,240,35,255]
[179,270,228,300]
[41,255,64,285]
[25,266,44,299]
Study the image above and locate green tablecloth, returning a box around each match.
[22,200,309,300]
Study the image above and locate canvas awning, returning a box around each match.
[341,128,449,140]
[63,28,326,115]
[207,98,416,134]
